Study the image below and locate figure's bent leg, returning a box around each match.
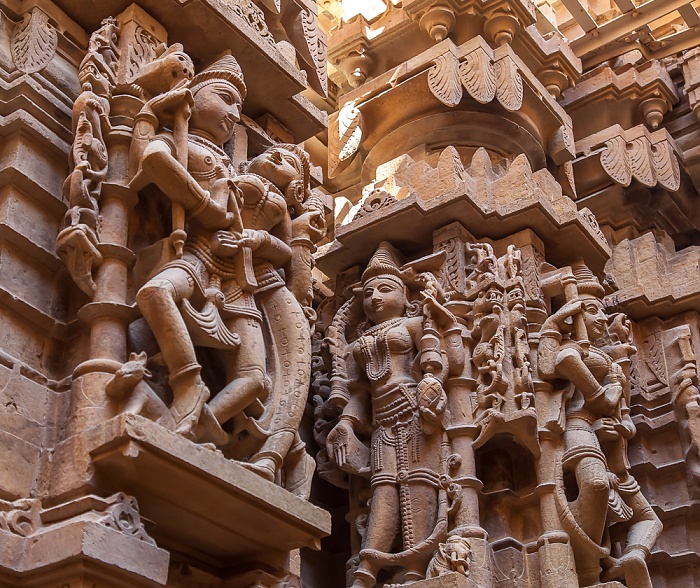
[136,268,205,435]
[209,317,266,424]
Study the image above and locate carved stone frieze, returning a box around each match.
[313,234,659,587]
[591,126,682,192]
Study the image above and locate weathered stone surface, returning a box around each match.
[0,0,699,586]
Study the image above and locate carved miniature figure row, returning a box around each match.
[311,237,662,588]
[57,17,328,499]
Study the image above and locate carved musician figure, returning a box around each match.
[129,53,325,495]
[538,261,661,588]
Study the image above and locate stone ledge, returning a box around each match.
[0,519,169,587]
[87,414,331,566]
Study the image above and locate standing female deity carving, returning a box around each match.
[537,262,661,587]
[325,242,464,587]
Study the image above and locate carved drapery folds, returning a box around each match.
[57,8,329,501]
[312,230,660,588]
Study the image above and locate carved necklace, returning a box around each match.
[188,133,231,165]
[358,317,404,381]
[240,172,282,226]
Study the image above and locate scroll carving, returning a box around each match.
[10,8,57,74]
[328,100,364,178]
[0,498,41,537]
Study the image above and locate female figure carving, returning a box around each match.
[326,243,464,587]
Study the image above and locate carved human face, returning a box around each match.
[247,148,301,192]
[581,295,607,340]
[362,276,406,324]
[189,81,242,144]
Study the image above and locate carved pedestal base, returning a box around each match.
[397,572,470,587]
[0,499,169,587]
[86,415,330,562]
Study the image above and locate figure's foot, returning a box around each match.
[240,457,276,481]
[620,549,653,588]
[193,404,232,447]
[171,378,210,439]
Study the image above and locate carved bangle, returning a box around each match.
[540,329,563,342]
[290,236,314,247]
[589,385,606,402]
[189,192,212,218]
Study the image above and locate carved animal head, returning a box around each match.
[440,535,471,576]
[106,352,152,398]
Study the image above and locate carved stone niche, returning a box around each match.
[314,226,641,588]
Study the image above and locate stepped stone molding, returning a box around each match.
[327,37,575,186]
[606,232,700,318]
[320,145,609,277]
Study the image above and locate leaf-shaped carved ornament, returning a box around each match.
[428,52,462,107]
[459,46,496,104]
[651,139,681,192]
[600,135,632,187]
[328,101,363,178]
[287,8,328,97]
[628,136,656,187]
[11,9,57,74]
[643,333,668,387]
[494,54,523,112]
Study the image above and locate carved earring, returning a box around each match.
[285,179,305,213]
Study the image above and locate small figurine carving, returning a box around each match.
[325,242,463,587]
[56,18,119,295]
[105,352,176,430]
[538,261,661,588]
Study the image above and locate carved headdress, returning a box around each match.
[190,52,247,101]
[571,259,605,298]
[276,143,311,193]
[361,242,405,286]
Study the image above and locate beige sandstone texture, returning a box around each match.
[0,0,700,587]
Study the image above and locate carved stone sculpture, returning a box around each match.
[128,51,325,495]
[323,242,464,587]
[538,262,662,588]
